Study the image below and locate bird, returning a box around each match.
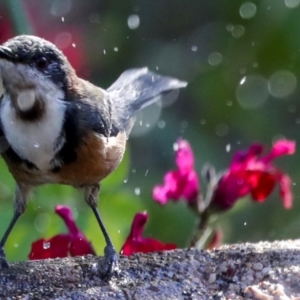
[0,35,187,278]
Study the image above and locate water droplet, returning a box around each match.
[240,76,246,85]
[124,179,128,183]
[173,142,179,151]
[236,75,269,109]
[118,230,121,234]
[34,143,40,148]
[61,17,65,22]
[157,120,166,129]
[208,52,222,66]
[268,70,297,98]
[216,124,229,137]
[191,46,198,52]
[239,2,257,19]
[134,188,141,195]
[127,14,140,29]
[244,222,247,226]
[43,242,51,249]
[14,243,18,248]
[132,168,136,173]
[72,43,76,48]
[200,119,206,125]
[114,47,119,52]
[145,169,149,176]
[285,0,300,8]
[103,49,106,55]
[226,144,231,152]
[232,25,245,38]
[227,101,233,106]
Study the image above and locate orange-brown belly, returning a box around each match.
[3,131,127,187]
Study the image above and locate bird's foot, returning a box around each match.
[99,244,120,280]
[0,247,9,269]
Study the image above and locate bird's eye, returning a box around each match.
[36,56,49,70]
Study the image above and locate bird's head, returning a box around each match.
[0,35,77,120]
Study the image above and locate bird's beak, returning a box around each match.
[0,46,15,61]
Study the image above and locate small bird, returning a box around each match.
[0,35,186,278]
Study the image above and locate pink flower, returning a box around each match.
[29,205,95,260]
[121,212,177,256]
[211,139,296,211]
[153,139,200,205]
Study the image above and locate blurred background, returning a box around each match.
[0,0,300,262]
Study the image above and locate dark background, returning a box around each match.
[0,0,299,261]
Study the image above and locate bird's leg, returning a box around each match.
[0,184,30,268]
[83,184,119,279]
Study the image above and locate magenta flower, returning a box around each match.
[210,139,296,211]
[29,205,95,260]
[153,139,200,205]
[121,212,177,256]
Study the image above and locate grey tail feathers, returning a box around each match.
[107,67,187,134]
[107,67,187,111]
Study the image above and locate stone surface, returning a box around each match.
[1,240,300,299]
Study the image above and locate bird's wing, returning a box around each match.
[107,68,187,135]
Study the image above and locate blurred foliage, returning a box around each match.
[0,0,300,262]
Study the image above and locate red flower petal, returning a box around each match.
[29,206,95,260]
[278,173,293,209]
[29,235,71,260]
[211,139,295,210]
[247,171,276,202]
[121,212,177,256]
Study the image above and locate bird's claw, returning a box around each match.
[99,245,120,280]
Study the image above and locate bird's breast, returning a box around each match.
[54,131,127,186]
[3,131,127,187]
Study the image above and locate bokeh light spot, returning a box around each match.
[239,2,257,19]
[51,0,72,17]
[236,75,269,109]
[285,0,300,8]
[127,15,140,30]
[231,25,245,38]
[268,70,297,99]
[208,52,222,66]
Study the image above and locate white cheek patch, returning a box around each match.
[0,61,68,171]
[17,89,36,112]
[0,90,66,171]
